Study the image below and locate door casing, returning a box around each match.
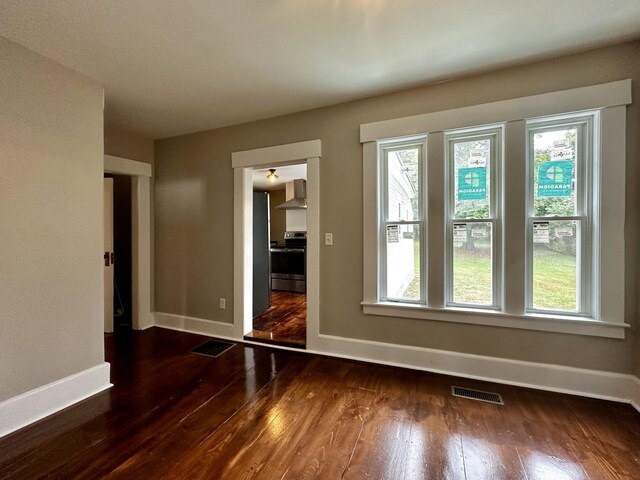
[231,140,321,349]
[104,154,153,331]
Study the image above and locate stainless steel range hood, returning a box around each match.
[276,179,307,210]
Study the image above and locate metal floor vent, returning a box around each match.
[191,340,235,358]
[452,386,504,405]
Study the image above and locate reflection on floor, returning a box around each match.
[245,290,306,348]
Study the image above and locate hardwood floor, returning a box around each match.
[246,290,306,348]
[1,327,640,479]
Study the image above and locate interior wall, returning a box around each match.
[104,124,154,165]
[286,209,307,232]
[154,40,640,374]
[0,36,104,402]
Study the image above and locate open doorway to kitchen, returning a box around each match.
[245,164,307,348]
[232,139,320,351]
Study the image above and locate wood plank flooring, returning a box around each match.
[246,290,306,348]
[1,327,640,479]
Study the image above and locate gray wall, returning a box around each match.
[155,41,640,374]
[105,124,154,165]
[0,37,104,401]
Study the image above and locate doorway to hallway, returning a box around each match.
[104,173,134,333]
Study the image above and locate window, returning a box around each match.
[526,114,594,316]
[379,138,425,303]
[446,127,501,308]
[361,80,630,338]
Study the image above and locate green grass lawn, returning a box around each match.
[532,248,577,311]
[453,246,492,305]
[403,242,577,310]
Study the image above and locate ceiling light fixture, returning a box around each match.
[266,169,279,182]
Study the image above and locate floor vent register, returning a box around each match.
[191,340,236,358]
[452,386,504,405]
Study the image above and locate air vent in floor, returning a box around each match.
[452,386,504,405]
[191,340,235,358]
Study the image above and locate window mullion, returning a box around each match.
[529,215,583,222]
[451,217,497,223]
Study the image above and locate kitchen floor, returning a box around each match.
[245,290,306,348]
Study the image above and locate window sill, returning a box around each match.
[361,301,628,339]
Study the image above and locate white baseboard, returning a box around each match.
[313,334,640,409]
[135,321,155,331]
[0,362,111,438]
[154,312,235,338]
[629,376,640,413]
[153,311,640,412]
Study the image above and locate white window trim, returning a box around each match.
[444,126,503,309]
[525,113,595,317]
[361,80,631,339]
[378,136,427,304]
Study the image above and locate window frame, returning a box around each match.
[444,126,503,310]
[525,113,596,317]
[378,136,427,304]
[360,80,630,339]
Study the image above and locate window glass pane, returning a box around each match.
[532,127,578,216]
[532,220,578,311]
[386,224,420,301]
[452,222,492,305]
[386,148,419,221]
[454,139,490,219]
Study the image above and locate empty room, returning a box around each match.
[1,1,640,478]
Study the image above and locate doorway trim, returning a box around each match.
[231,140,321,347]
[104,154,153,330]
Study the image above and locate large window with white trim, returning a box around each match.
[362,79,630,339]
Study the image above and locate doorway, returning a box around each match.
[231,140,321,350]
[103,154,153,332]
[245,165,308,348]
[104,173,133,332]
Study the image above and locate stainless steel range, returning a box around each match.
[270,231,306,292]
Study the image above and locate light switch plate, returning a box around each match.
[324,233,333,246]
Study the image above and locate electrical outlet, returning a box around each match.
[324,233,333,246]
[219,297,226,309]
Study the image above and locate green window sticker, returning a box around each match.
[457,167,487,201]
[537,160,573,197]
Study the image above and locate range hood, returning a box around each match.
[276,179,307,210]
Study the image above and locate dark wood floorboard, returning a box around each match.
[246,290,306,348]
[1,327,639,479]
